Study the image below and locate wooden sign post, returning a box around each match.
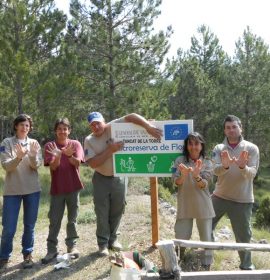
[150,177,159,246]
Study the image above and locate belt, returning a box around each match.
[95,171,114,178]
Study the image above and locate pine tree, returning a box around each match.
[67,0,171,119]
[0,0,66,116]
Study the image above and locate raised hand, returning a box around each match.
[15,143,28,160]
[61,142,75,157]
[46,142,62,157]
[146,124,163,139]
[234,150,248,169]
[220,150,233,169]
[178,163,192,177]
[28,142,40,157]
[108,140,124,153]
[191,159,203,178]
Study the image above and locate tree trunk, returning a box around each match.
[107,0,116,120]
[16,74,24,114]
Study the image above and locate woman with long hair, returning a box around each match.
[173,132,215,270]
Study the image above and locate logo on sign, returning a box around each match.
[164,124,188,140]
[120,157,136,172]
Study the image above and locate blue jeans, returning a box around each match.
[0,191,40,259]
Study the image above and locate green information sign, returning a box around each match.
[114,153,182,174]
[112,120,193,177]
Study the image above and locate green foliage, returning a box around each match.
[158,184,176,206]
[0,0,66,116]
[254,176,268,189]
[166,25,270,165]
[79,166,94,197]
[39,169,51,204]
[138,79,172,120]
[158,177,175,193]
[255,197,270,229]
[170,25,228,147]
[231,26,270,148]
[68,0,171,119]
[1,1,270,169]
[77,208,96,224]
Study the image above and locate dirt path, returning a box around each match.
[1,189,268,279]
[0,193,175,280]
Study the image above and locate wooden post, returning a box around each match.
[150,177,159,247]
[156,240,181,279]
[180,270,270,280]
[154,240,270,280]
[173,239,270,251]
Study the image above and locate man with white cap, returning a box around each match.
[84,112,162,256]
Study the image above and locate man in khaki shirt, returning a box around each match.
[212,115,259,270]
[84,112,162,256]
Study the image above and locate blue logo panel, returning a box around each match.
[164,124,188,140]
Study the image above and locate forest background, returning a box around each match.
[1,0,270,157]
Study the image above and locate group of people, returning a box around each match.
[0,112,162,269]
[0,113,259,272]
[173,115,259,271]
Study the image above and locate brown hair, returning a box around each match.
[223,115,242,129]
[183,132,206,162]
[54,118,71,131]
[13,114,33,132]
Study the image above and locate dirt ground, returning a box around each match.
[0,192,176,280]
[1,186,267,280]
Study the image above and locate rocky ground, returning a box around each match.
[0,191,176,280]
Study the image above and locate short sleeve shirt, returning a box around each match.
[44,139,84,195]
[84,118,124,176]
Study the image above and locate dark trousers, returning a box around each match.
[212,195,253,269]
[92,172,126,247]
[47,191,79,253]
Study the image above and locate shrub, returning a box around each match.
[255,197,270,228]
[158,184,176,206]
[158,177,175,194]
[254,177,267,189]
[77,209,96,224]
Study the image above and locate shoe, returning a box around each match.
[67,247,80,259]
[109,241,122,251]
[41,252,58,264]
[22,254,33,269]
[98,245,109,256]
[0,259,8,269]
[240,264,255,270]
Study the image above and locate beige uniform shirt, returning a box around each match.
[84,118,124,176]
[212,137,259,203]
[173,157,215,219]
[0,136,42,195]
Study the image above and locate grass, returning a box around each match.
[77,207,96,224]
[254,165,270,201]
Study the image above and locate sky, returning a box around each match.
[55,0,270,58]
